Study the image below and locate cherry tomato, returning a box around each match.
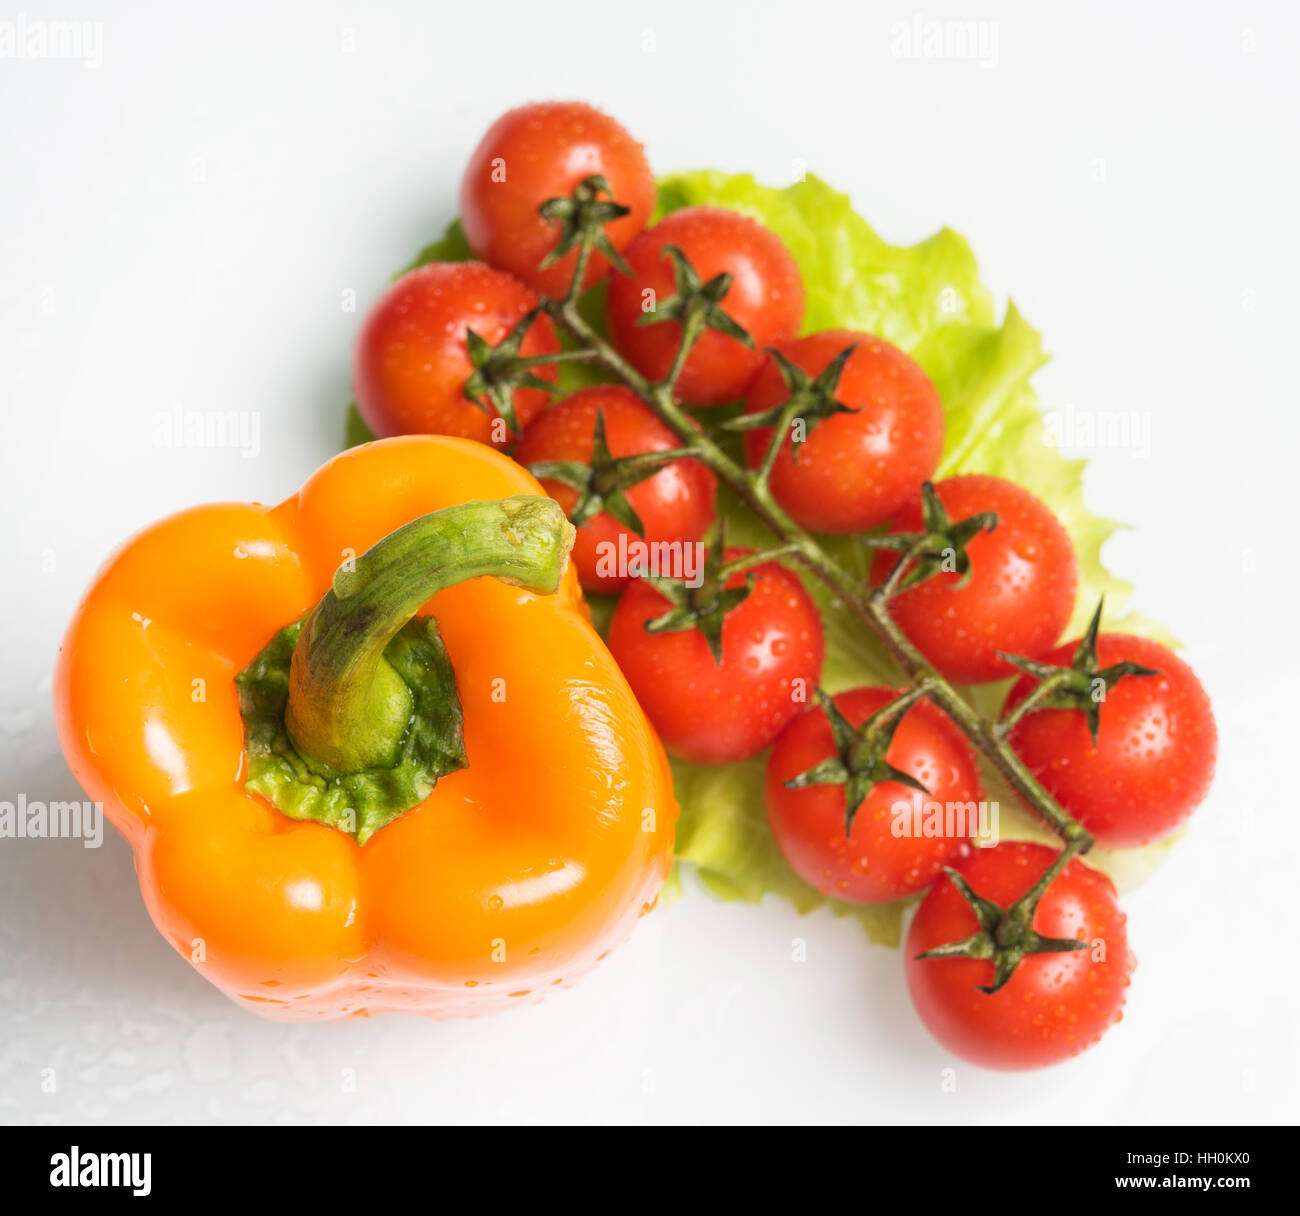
[905,842,1134,1071]
[871,475,1077,684]
[460,101,655,299]
[607,551,825,764]
[514,385,718,594]
[765,687,984,903]
[1003,634,1216,847]
[741,332,945,532]
[353,261,559,448]
[605,206,805,406]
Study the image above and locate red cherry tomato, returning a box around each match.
[459,101,655,299]
[765,687,984,903]
[905,843,1134,1071]
[514,385,718,594]
[607,551,825,764]
[1003,634,1216,847]
[605,206,805,406]
[353,261,559,448]
[741,331,945,532]
[871,475,1077,684]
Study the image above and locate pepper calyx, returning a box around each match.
[859,481,998,594]
[237,615,466,846]
[784,686,931,837]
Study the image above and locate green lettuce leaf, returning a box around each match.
[349,172,1177,945]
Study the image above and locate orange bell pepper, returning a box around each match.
[54,436,676,1019]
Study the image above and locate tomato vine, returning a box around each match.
[478,174,1099,971]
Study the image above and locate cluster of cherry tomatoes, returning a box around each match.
[351,101,1218,1070]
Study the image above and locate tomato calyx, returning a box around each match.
[997,598,1159,744]
[526,406,700,536]
[640,527,795,663]
[861,481,998,596]
[726,344,859,469]
[784,686,931,836]
[915,851,1090,994]
[463,307,571,437]
[638,243,755,357]
[538,174,635,285]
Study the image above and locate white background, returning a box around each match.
[2,0,1298,1124]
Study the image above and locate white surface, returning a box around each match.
[2,0,1298,1124]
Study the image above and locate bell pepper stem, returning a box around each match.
[285,495,574,774]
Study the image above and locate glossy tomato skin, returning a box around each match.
[905,843,1134,1071]
[608,551,824,764]
[605,206,805,406]
[514,385,717,594]
[871,475,1077,684]
[766,688,983,903]
[741,331,945,533]
[353,262,559,449]
[1004,634,1216,847]
[460,101,655,299]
